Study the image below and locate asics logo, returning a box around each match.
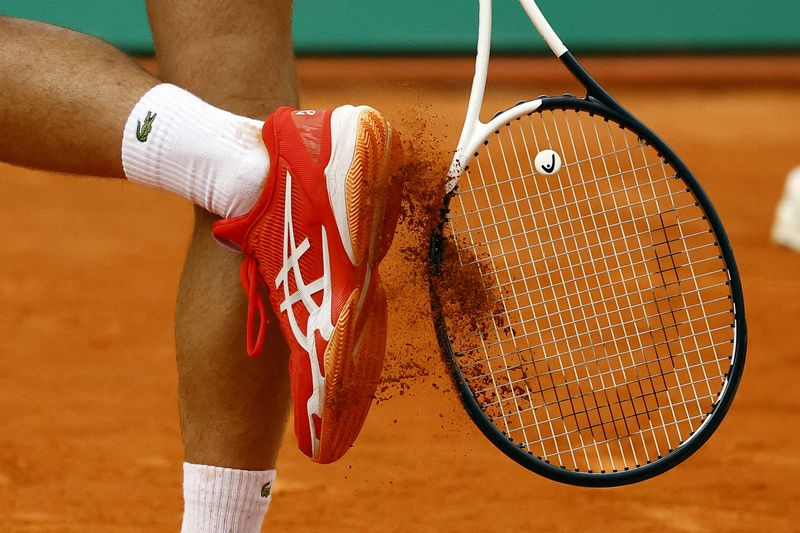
[275,170,333,455]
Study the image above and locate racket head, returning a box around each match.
[430,96,746,487]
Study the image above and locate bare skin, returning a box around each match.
[147,0,297,471]
[0,17,155,176]
[0,4,297,472]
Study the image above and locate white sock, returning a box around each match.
[181,462,276,533]
[121,84,269,218]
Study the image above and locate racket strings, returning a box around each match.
[481,252,724,323]
[450,180,698,246]
[460,307,734,364]
[451,160,670,217]
[458,230,721,326]
[444,108,735,472]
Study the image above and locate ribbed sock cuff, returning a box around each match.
[181,462,275,533]
[121,83,268,218]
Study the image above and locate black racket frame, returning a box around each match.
[428,52,747,487]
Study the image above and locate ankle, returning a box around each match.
[181,462,275,533]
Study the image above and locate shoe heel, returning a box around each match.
[346,108,387,265]
[346,108,405,267]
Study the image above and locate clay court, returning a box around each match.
[1,55,799,531]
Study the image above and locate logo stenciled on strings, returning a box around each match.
[275,170,334,456]
[541,153,557,173]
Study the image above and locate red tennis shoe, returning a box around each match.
[212,105,403,463]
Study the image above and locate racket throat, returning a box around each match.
[560,52,629,117]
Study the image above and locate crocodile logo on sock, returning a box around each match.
[136,111,158,142]
[261,482,272,498]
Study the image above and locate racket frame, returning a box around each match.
[449,0,568,190]
[450,0,629,192]
[431,0,747,487]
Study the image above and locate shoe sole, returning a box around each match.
[316,108,403,463]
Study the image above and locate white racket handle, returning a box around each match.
[518,0,568,57]
[447,0,493,182]
[447,0,568,187]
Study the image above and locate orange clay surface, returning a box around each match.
[1,57,799,531]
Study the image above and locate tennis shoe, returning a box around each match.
[772,166,800,252]
[212,105,403,463]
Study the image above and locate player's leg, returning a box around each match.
[0,17,155,177]
[0,16,274,220]
[0,12,291,530]
[145,1,296,531]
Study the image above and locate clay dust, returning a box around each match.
[376,105,504,403]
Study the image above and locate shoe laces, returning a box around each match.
[240,256,268,357]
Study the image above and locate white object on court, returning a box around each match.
[772,166,800,252]
[534,149,562,175]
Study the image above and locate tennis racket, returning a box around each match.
[429,0,747,487]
